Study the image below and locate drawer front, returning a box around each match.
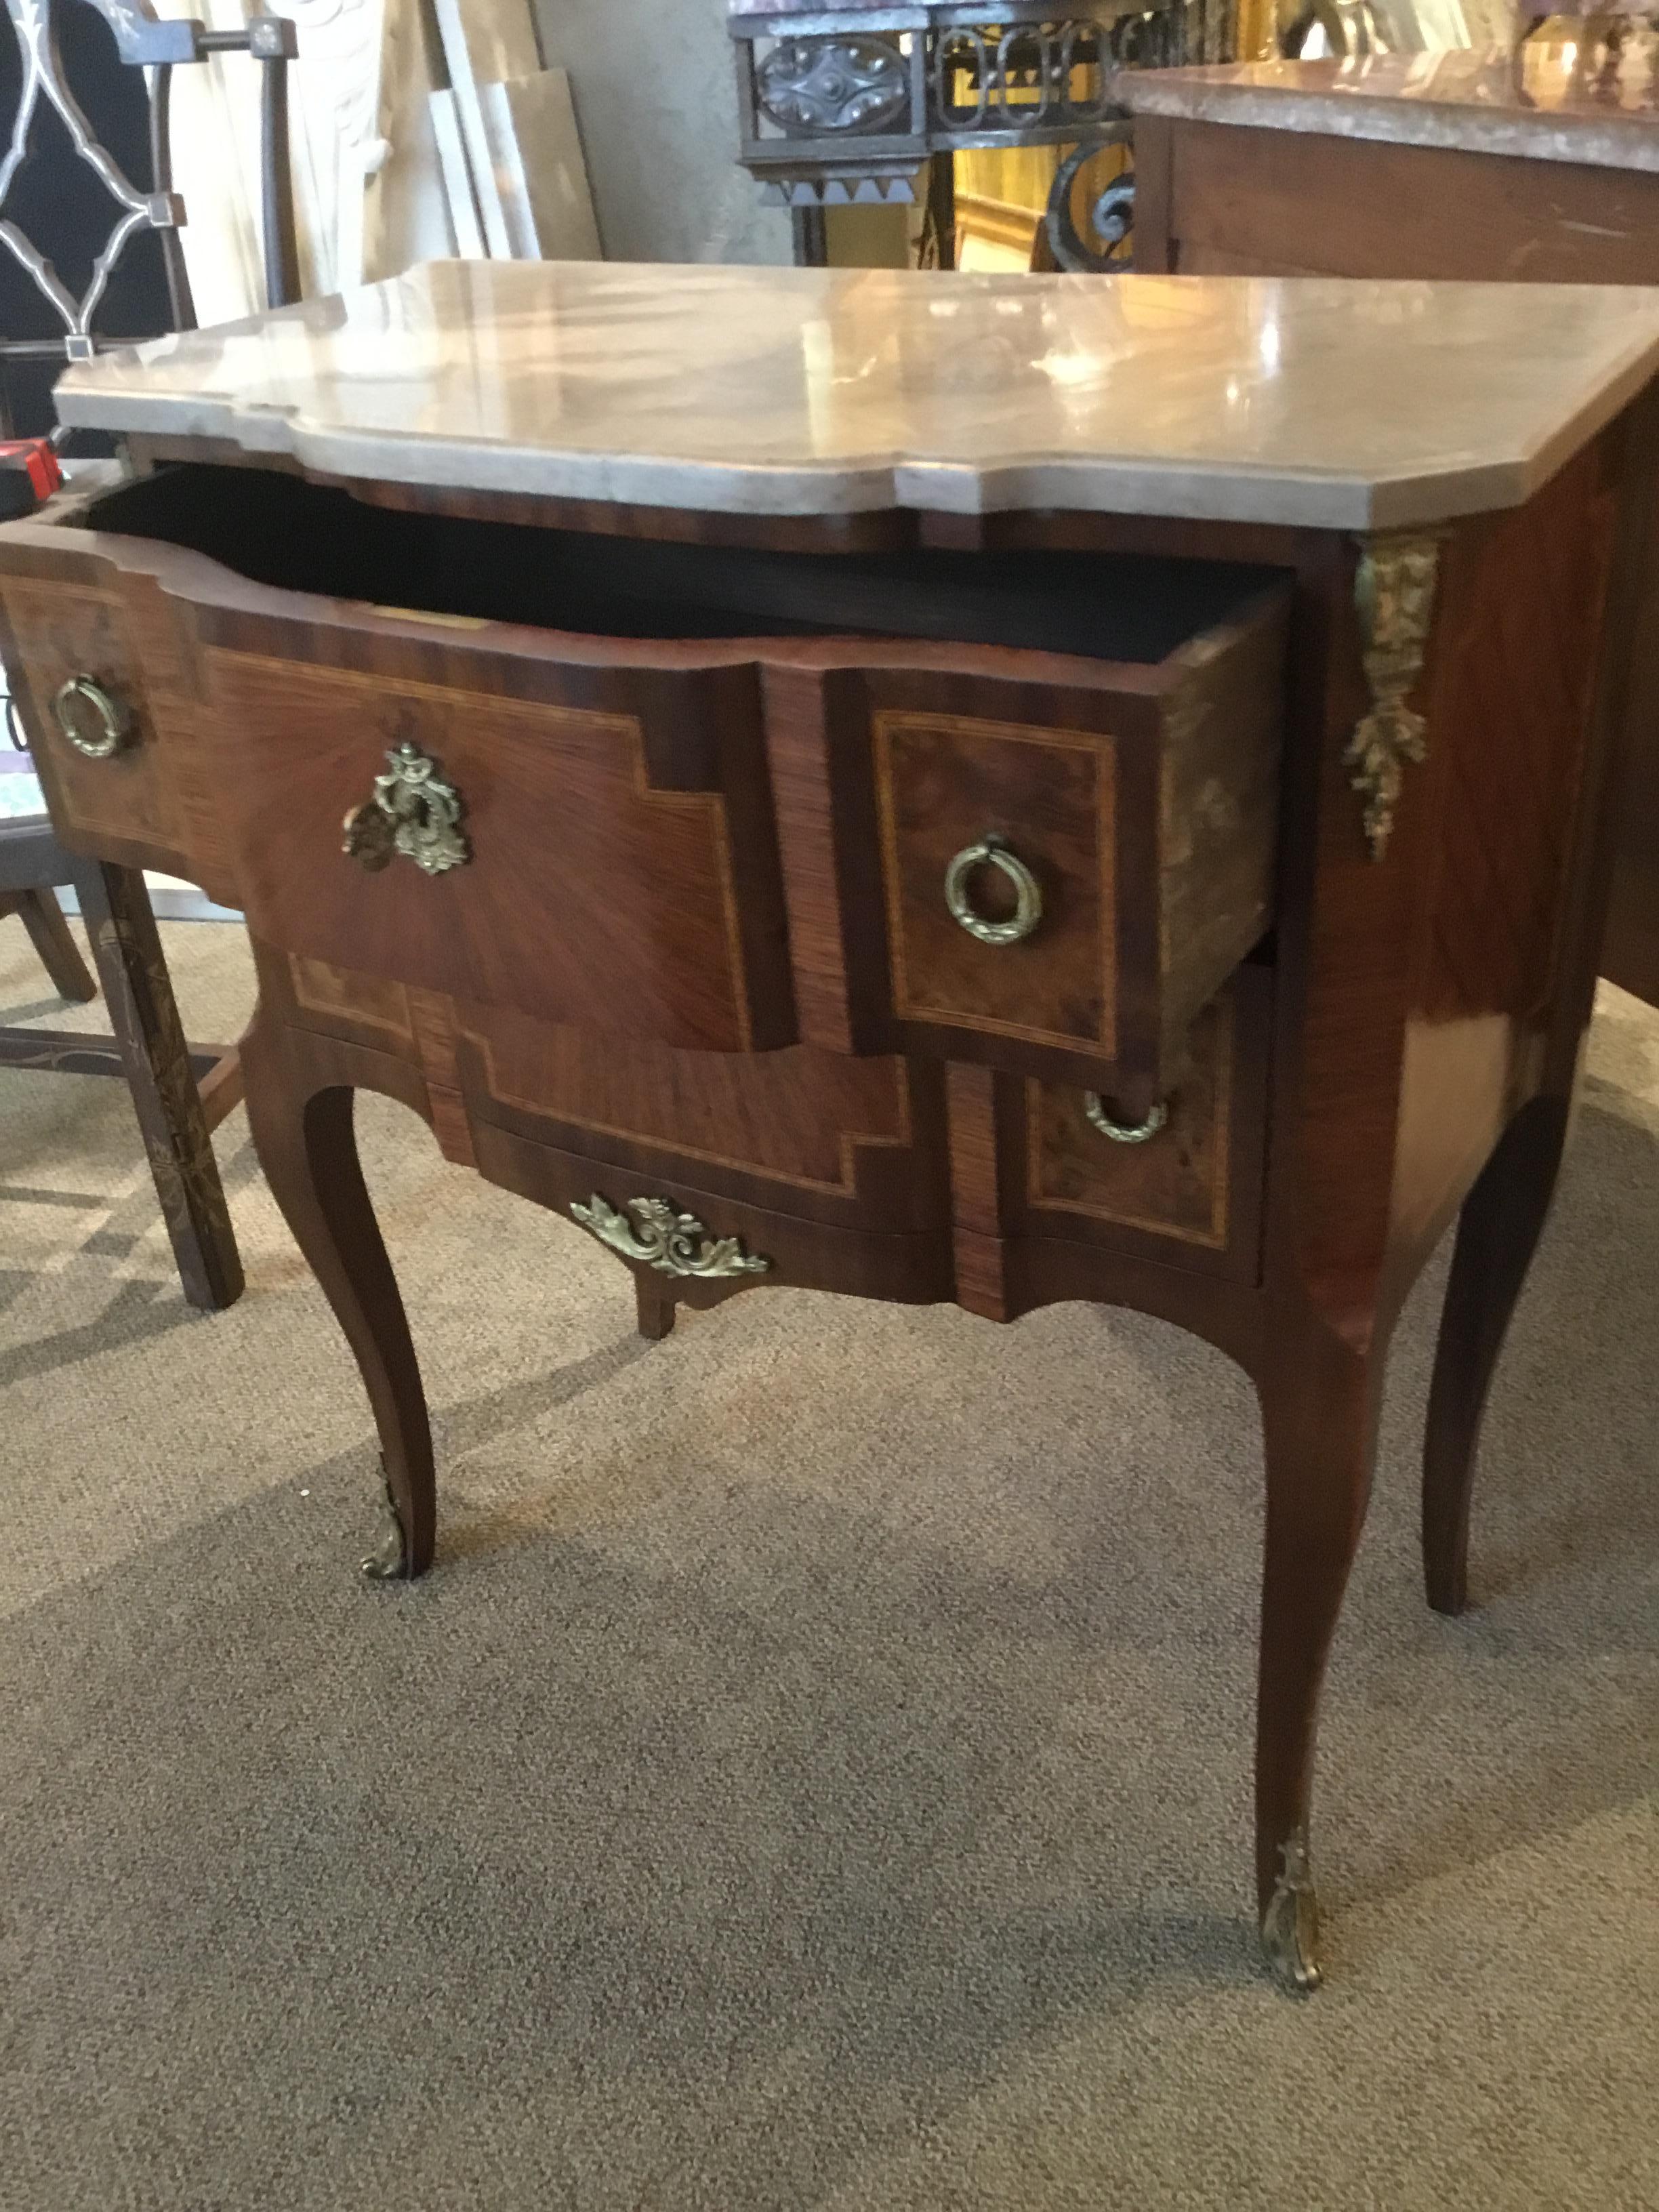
[806,605,1284,1096]
[270,948,949,1237]
[0,578,182,859]
[204,640,796,1056]
[1019,968,1271,1281]
[475,1120,953,1314]
[460,1004,947,1235]
[877,708,1117,1057]
[253,945,954,1309]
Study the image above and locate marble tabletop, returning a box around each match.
[1124,40,1659,173]
[52,259,1659,531]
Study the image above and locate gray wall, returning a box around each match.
[534,0,792,265]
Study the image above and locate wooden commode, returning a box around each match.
[8,259,1659,1992]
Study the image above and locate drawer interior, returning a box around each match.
[82,464,1284,665]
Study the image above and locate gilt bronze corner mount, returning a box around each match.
[1346,529,1446,862]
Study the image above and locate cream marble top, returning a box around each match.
[53,260,1659,531]
[1124,41,1659,173]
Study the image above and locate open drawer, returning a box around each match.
[801,589,1287,1108]
[0,464,1290,1082]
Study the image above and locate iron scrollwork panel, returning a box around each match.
[756,35,913,135]
[931,19,1123,137]
[731,5,1230,270]
[1046,135,1136,270]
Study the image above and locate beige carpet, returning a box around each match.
[2,917,1656,2212]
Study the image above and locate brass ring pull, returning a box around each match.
[944,834,1043,947]
[52,674,130,760]
[1085,1094,1170,1145]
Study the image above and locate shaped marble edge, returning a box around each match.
[1123,58,1659,177]
[52,262,1659,534]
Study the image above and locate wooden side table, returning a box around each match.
[9,259,1659,1991]
[1125,38,1659,1007]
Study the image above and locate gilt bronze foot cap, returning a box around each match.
[359,1486,409,1583]
[1261,1827,1323,1995]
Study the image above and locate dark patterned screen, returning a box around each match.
[0,0,169,444]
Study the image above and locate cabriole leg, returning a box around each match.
[1422,1094,1571,1617]
[242,1021,436,1580]
[1255,1312,1385,1993]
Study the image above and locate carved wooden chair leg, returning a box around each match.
[75,860,243,1312]
[14,886,97,1002]
[1423,1094,1572,1618]
[1254,1311,1385,1994]
[634,1273,677,1342]
[241,1022,436,1580]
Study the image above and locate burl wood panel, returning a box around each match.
[1027,989,1238,1252]
[206,649,796,1057]
[0,580,184,863]
[877,710,1117,1054]
[847,600,1286,1097]
[936,970,1271,1307]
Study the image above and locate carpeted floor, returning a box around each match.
[1,917,1656,2212]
